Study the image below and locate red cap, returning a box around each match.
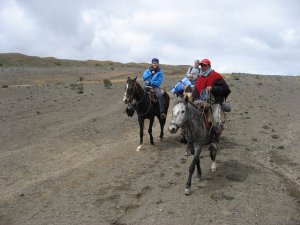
[200,58,211,65]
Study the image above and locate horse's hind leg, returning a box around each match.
[148,117,154,145]
[137,117,145,151]
[158,117,166,139]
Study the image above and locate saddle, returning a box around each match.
[144,86,166,103]
[194,100,227,129]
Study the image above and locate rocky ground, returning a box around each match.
[0,55,299,225]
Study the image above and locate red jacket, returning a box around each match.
[193,70,231,103]
[195,70,223,93]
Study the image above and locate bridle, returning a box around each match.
[125,79,151,117]
[169,99,206,128]
[126,79,146,105]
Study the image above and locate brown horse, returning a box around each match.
[123,77,170,151]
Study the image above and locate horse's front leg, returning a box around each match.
[185,143,202,195]
[148,117,154,145]
[137,117,145,151]
[209,142,218,171]
[195,154,202,182]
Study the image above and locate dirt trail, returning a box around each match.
[0,69,299,225]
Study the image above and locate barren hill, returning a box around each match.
[0,54,299,225]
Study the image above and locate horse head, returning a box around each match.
[123,76,137,104]
[168,96,189,133]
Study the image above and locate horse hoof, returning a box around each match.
[136,145,142,151]
[185,188,192,195]
[150,141,155,145]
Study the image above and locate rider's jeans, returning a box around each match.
[154,87,165,113]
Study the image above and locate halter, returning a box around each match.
[127,79,146,105]
[126,79,152,117]
[169,99,206,128]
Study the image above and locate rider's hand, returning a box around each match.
[206,86,212,91]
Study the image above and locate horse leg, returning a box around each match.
[148,117,154,145]
[137,117,144,151]
[158,116,166,139]
[209,129,221,171]
[195,156,202,182]
[185,144,201,195]
[209,141,218,171]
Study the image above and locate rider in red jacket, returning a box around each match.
[192,59,230,103]
[191,58,231,153]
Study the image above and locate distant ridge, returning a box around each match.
[0,53,186,70]
[0,53,147,67]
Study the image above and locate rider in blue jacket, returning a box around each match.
[143,58,166,119]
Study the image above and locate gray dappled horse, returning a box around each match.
[168,96,218,195]
[123,77,170,151]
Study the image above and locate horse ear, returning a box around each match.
[184,95,189,103]
[134,76,137,81]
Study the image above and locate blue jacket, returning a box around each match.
[142,68,164,88]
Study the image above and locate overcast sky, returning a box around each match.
[0,0,299,75]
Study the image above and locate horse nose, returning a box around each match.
[123,95,128,103]
[168,124,177,133]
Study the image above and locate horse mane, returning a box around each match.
[188,100,200,109]
[133,79,147,94]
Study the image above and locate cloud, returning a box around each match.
[0,0,299,75]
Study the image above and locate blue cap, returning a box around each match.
[151,58,159,64]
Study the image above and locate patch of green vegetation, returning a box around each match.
[103,79,112,89]
[70,83,84,94]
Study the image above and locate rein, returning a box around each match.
[188,100,206,122]
[136,95,151,117]
[127,80,146,105]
